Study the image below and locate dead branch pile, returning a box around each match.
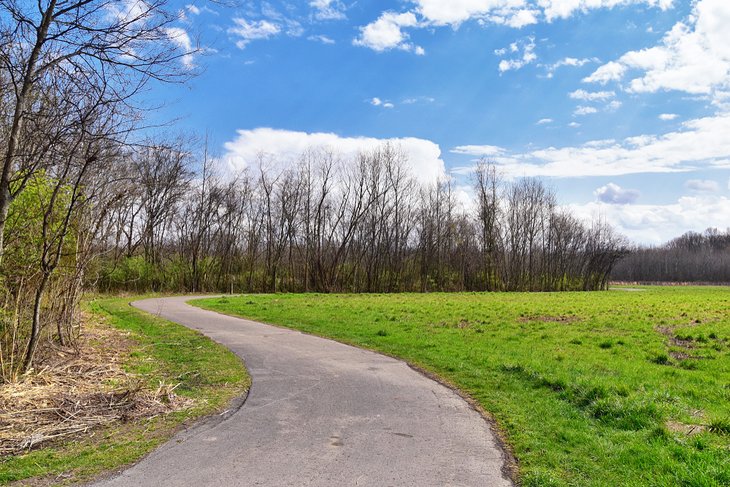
[0,318,192,456]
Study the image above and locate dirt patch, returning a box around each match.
[518,314,580,324]
[0,313,192,456]
[666,421,706,436]
[654,323,708,362]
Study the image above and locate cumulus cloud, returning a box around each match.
[310,0,347,21]
[583,61,626,84]
[544,57,597,77]
[453,112,730,178]
[584,0,730,102]
[308,34,335,44]
[497,37,537,73]
[659,113,679,120]
[165,27,196,68]
[451,144,506,156]
[574,105,598,116]
[229,18,282,49]
[221,128,446,185]
[541,0,673,22]
[370,97,394,108]
[352,1,673,54]
[569,195,730,245]
[537,118,554,125]
[594,183,640,204]
[569,89,615,101]
[353,11,423,53]
[685,179,719,192]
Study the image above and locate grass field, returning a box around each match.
[193,287,730,487]
[0,297,249,485]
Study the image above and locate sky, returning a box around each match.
[151,0,730,245]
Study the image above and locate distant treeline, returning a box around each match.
[611,229,730,283]
[92,145,627,294]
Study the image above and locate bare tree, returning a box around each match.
[0,0,189,262]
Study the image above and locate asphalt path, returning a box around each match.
[92,296,513,487]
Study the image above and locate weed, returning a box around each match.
[652,353,670,365]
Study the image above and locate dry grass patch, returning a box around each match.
[0,312,192,456]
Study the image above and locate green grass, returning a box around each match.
[193,287,730,487]
[0,297,250,485]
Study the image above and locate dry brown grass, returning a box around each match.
[0,313,192,456]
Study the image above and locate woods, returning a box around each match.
[91,150,628,296]
[612,228,730,283]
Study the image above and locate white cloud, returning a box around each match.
[544,57,596,77]
[370,97,394,108]
[569,89,615,101]
[402,96,435,104]
[659,113,679,120]
[594,183,640,204]
[568,122,581,128]
[574,105,598,116]
[308,34,335,44]
[606,100,622,111]
[584,0,730,101]
[165,27,195,68]
[537,118,554,125]
[502,9,540,28]
[685,179,719,192]
[541,0,673,22]
[569,195,730,245]
[221,128,446,185]
[310,0,347,21]
[451,144,507,156]
[414,0,524,26]
[229,18,281,49]
[583,61,626,84]
[454,112,730,178]
[353,11,423,53]
[497,37,537,73]
[351,1,674,56]
[185,4,200,15]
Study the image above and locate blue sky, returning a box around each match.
[153,0,730,244]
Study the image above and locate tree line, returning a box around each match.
[0,0,627,381]
[612,228,730,283]
[91,146,627,296]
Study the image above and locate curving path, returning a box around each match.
[93,296,513,487]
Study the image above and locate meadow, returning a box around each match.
[194,287,730,487]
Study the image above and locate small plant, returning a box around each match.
[375,329,388,337]
[708,418,730,435]
[568,338,582,345]
[708,332,718,339]
[599,340,613,349]
[679,360,698,370]
[652,353,670,365]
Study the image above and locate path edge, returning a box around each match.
[187,296,520,486]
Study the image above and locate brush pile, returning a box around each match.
[0,318,191,455]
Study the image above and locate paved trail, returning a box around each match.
[93,296,512,487]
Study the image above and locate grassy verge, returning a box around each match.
[192,287,729,487]
[0,296,250,486]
